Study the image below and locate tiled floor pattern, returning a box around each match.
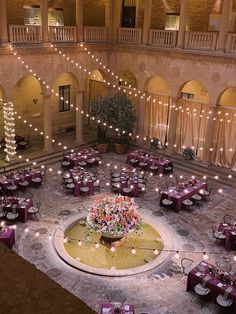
[12,152,236,314]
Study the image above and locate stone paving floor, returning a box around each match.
[12,152,236,314]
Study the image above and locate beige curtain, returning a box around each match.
[211,107,236,170]
[144,94,170,144]
[88,80,107,111]
[175,99,209,159]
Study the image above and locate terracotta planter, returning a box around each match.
[114,143,127,154]
[96,143,109,153]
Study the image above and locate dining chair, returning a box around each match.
[28,202,42,221]
[211,226,226,242]
[223,214,235,225]
[178,258,194,281]
[215,289,233,312]
[191,282,211,308]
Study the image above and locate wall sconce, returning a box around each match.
[33,99,38,105]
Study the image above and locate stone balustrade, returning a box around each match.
[184,31,218,51]
[49,26,77,43]
[225,33,236,53]
[84,27,107,42]
[149,30,178,48]
[118,28,142,45]
[9,25,41,44]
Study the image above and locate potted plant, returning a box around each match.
[90,93,136,154]
[183,146,196,160]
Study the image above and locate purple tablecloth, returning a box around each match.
[3,198,33,222]
[0,170,42,190]
[187,261,236,311]
[0,228,15,249]
[100,304,135,314]
[160,181,207,212]
[127,151,172,174]
[218,223,236,252]
[64,149,101,166]
[74,181,94,197]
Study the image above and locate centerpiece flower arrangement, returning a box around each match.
[87,195,142,238]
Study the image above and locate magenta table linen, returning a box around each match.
[3,198,33,222]
[100,304,135,314]
[0,228,15,249]
[127,151,172,174]
[187,261,236,311]
[74,181,94,197]
[64,150,101,166]
[160,181,207,212]
[218,223,236,252]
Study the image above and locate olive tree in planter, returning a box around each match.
[90,92,136,154]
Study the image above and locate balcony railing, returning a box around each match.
[225,33,236,53]
[149,29,178,48]
[118,28,142,45]
[184,31,218,51]
[9,25,41,44]
[49,26,77,43]
[84,27,107,42]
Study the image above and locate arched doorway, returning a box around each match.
[86,69,107,114]
[175,80,209,159]
[212,87,236,170]
[144,75,171,145]
[14,75,43,137]
[51,72,78,134]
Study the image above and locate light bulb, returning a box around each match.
[111,246,115,252]
[153,249,159,255]
[131,247,136,255]
[174,252,179,259]
[203,253,208,260]
[95,242,100,248]
[78,240,82,246]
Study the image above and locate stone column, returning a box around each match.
[76,0,84,42]
[112,0,122,42]
[166,99,178,154]
[202,105,217,164]
[142,0,152,45]
[105,0,113,42]
[0,0,8,43]
[76,91,84,143]
[43,93,53,151]
[177,0,188,48]
[217,0,232,51]
[40,0,49,42]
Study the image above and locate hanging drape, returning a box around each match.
[144,94,170,145]
[175,99,209,159]
[88,80,107,111]
[211,107,236,171]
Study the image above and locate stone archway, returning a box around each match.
[14,75,43,138]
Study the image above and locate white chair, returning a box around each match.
[183,199,194,211]
[80,186,89,196]
[216,294,233,309]
[161,198,173,207]
[6,212,19,221]
[28,202,42,221]
[192,283,211,308]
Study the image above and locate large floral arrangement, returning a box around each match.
[87,195,142,236]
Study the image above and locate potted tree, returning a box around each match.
[183,146,196,160]
[90,93,136,154]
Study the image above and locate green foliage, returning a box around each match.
[183,146,195,160]
[90,92,137,137]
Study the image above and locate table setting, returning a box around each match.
[63,148,101,167]
[1,196,33,222]
[159,178,208,212]
[187,261,236,310]
[218,222,236,251]
[126,150,173,175]
[0,221,15,249]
